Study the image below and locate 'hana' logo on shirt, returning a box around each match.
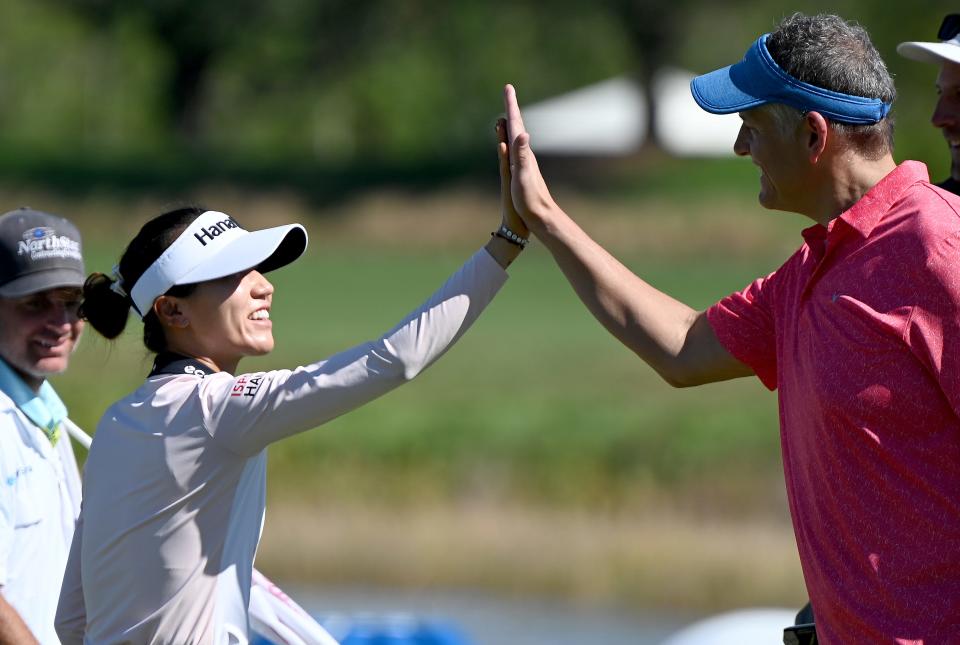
[231,374,264,397]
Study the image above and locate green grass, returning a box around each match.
[55,232,789,513]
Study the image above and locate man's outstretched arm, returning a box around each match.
[503,84,752,387]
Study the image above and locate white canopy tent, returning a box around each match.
[520,70,742,157]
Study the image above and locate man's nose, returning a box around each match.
[932,96,957,129]
[733,125,750,157]
[46,302,78,329]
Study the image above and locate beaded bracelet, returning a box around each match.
[492,223,529,249]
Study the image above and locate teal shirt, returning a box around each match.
[0,357,66,444]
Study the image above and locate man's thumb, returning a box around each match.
[512,132,531,165]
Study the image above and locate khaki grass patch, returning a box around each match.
[258,502,807,613]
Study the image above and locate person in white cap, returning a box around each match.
[0,208,85,645]
[504,12,960,645]
[898,14,960,194]
[54,122,526,645]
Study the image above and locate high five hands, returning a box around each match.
[486,95,533,269]
[500,84,560,236]
[494,116,529,240]
[487,83,561,268]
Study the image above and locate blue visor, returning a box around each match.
[690,34,891,125]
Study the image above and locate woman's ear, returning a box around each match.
[154,296,189,328]
[803,111,830,164]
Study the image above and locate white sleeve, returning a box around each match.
[55,506,86,645]
[201,247,507,456]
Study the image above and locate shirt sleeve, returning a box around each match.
[903,229,960,418]
[200,247,508,456]
[55,505,86,645]
[706,271,779,391]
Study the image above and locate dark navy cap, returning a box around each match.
[0,208,84,298]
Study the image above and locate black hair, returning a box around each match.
[80,207,204,353]
[766,13,896,158]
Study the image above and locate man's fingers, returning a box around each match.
[503,84,527,146]
[510,131,531,167]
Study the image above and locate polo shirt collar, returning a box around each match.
[149,352,216,379]
[0,356,66,442]
[835,160,930,239]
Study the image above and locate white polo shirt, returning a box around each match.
[0,391,82,645]
[56,248,507,645]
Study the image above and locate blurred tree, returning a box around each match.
[48,0,257,145]
[0,0,168,157]
[203,0,631,163]
[47,0,387,150]
[35,0,634,164]
[612,0,692,151]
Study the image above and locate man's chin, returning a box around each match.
[757,192,778,210]
[30,357,71,377]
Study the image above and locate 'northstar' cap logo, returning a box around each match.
[18,227,81,261]
[194,217,243,246]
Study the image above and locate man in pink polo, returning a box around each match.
[502,12,960,644]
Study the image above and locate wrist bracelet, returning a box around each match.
[492,224,529,249]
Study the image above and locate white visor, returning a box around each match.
[897,37,960,66]
[129,210,307,318]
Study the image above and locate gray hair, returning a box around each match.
[765,13,896,158]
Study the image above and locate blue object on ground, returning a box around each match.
[251,614,471,645]
[249,637,276,645]
[337,614,471,645]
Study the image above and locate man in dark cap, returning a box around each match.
[0,208,84,644]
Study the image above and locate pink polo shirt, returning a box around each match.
[708,161,960,644]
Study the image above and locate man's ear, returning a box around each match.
[153,296,189,328]
[803,111,830,164]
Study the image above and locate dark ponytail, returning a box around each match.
[80,206,205,352]
[80,272,132,339]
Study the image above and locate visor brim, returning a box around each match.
[175,224,307,286]
[897,41,960,66]
[0,268,85,298]
[690,61,767,115]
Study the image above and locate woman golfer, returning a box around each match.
[55,124,526,644]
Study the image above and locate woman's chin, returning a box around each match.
[247,340,275,356]
[239,331,275,356]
